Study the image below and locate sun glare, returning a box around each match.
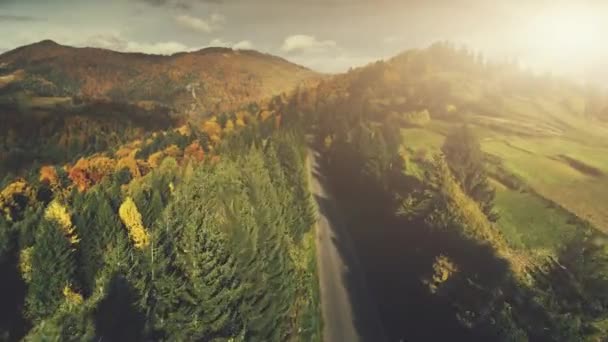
[529,6,600,63]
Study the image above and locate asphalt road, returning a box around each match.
[308,148,386,342]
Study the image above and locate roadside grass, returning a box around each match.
[295,229,323,342]
[299,153,323,342]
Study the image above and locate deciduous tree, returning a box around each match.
[441,125,498,221]
[118,197,149,249]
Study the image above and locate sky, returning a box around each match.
[0,0,606,82]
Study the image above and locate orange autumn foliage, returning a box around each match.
[39,166,59,188]
[69,156,116,192]
[184,141,205,162]
[260,110,272,121]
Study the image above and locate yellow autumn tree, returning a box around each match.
[176,124,192,136]
[19,246,34,283]
[45,200,80,245]
[63,285,83,304]
[224,119,235,133]
[115,141,142,158]
[202,117,222,137]
[236,110,247,121]
[118,197,149,249]
[147,151,166,169]
[0,179,34,221]
[116,153,142,178]
[324,135,333,149]
[163,144,182,159]
[426,254,458,294]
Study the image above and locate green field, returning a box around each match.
[401,98,608,256]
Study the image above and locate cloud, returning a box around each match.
[210,13,225,23]
[208,38,253,50]
[209,38,231,47]
[232,40,253,50]
[383,36,400,44]
[281,34,336,53]
[0,14,40,22]
[84,33,200,55]
[139,0,225,9]
[288,52,380,73]
[175,13,223,33]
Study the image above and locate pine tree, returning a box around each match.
[236,150,296,340]
[26,219,77,322]
[441,125,498,221]
[136,188,163,229]
[274,133,314,241]
[145,164,245,340]
[73,190,123,293]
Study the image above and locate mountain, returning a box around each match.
[0,40,318,114]
[0,40,319,173]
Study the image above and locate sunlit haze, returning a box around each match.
[3,0,608,341]
[0,0,606,83]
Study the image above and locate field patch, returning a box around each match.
[492,182,580,253]
[553,154,604,177]
[402,123,608,234]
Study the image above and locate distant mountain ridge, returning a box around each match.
[0,39,319,115]
[0,40,319,173]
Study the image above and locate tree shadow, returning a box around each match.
[94,274,145,341]
[313,193,386,341]
[0,246,28,341]
[311,145,521,342]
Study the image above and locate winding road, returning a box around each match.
[308,148,386,342]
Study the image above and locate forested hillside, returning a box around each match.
[0,41,318,175]
[0,95,321,340]
[0,40,316,113]
[269,42,608,341]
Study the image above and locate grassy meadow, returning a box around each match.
[401,92,608,257]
